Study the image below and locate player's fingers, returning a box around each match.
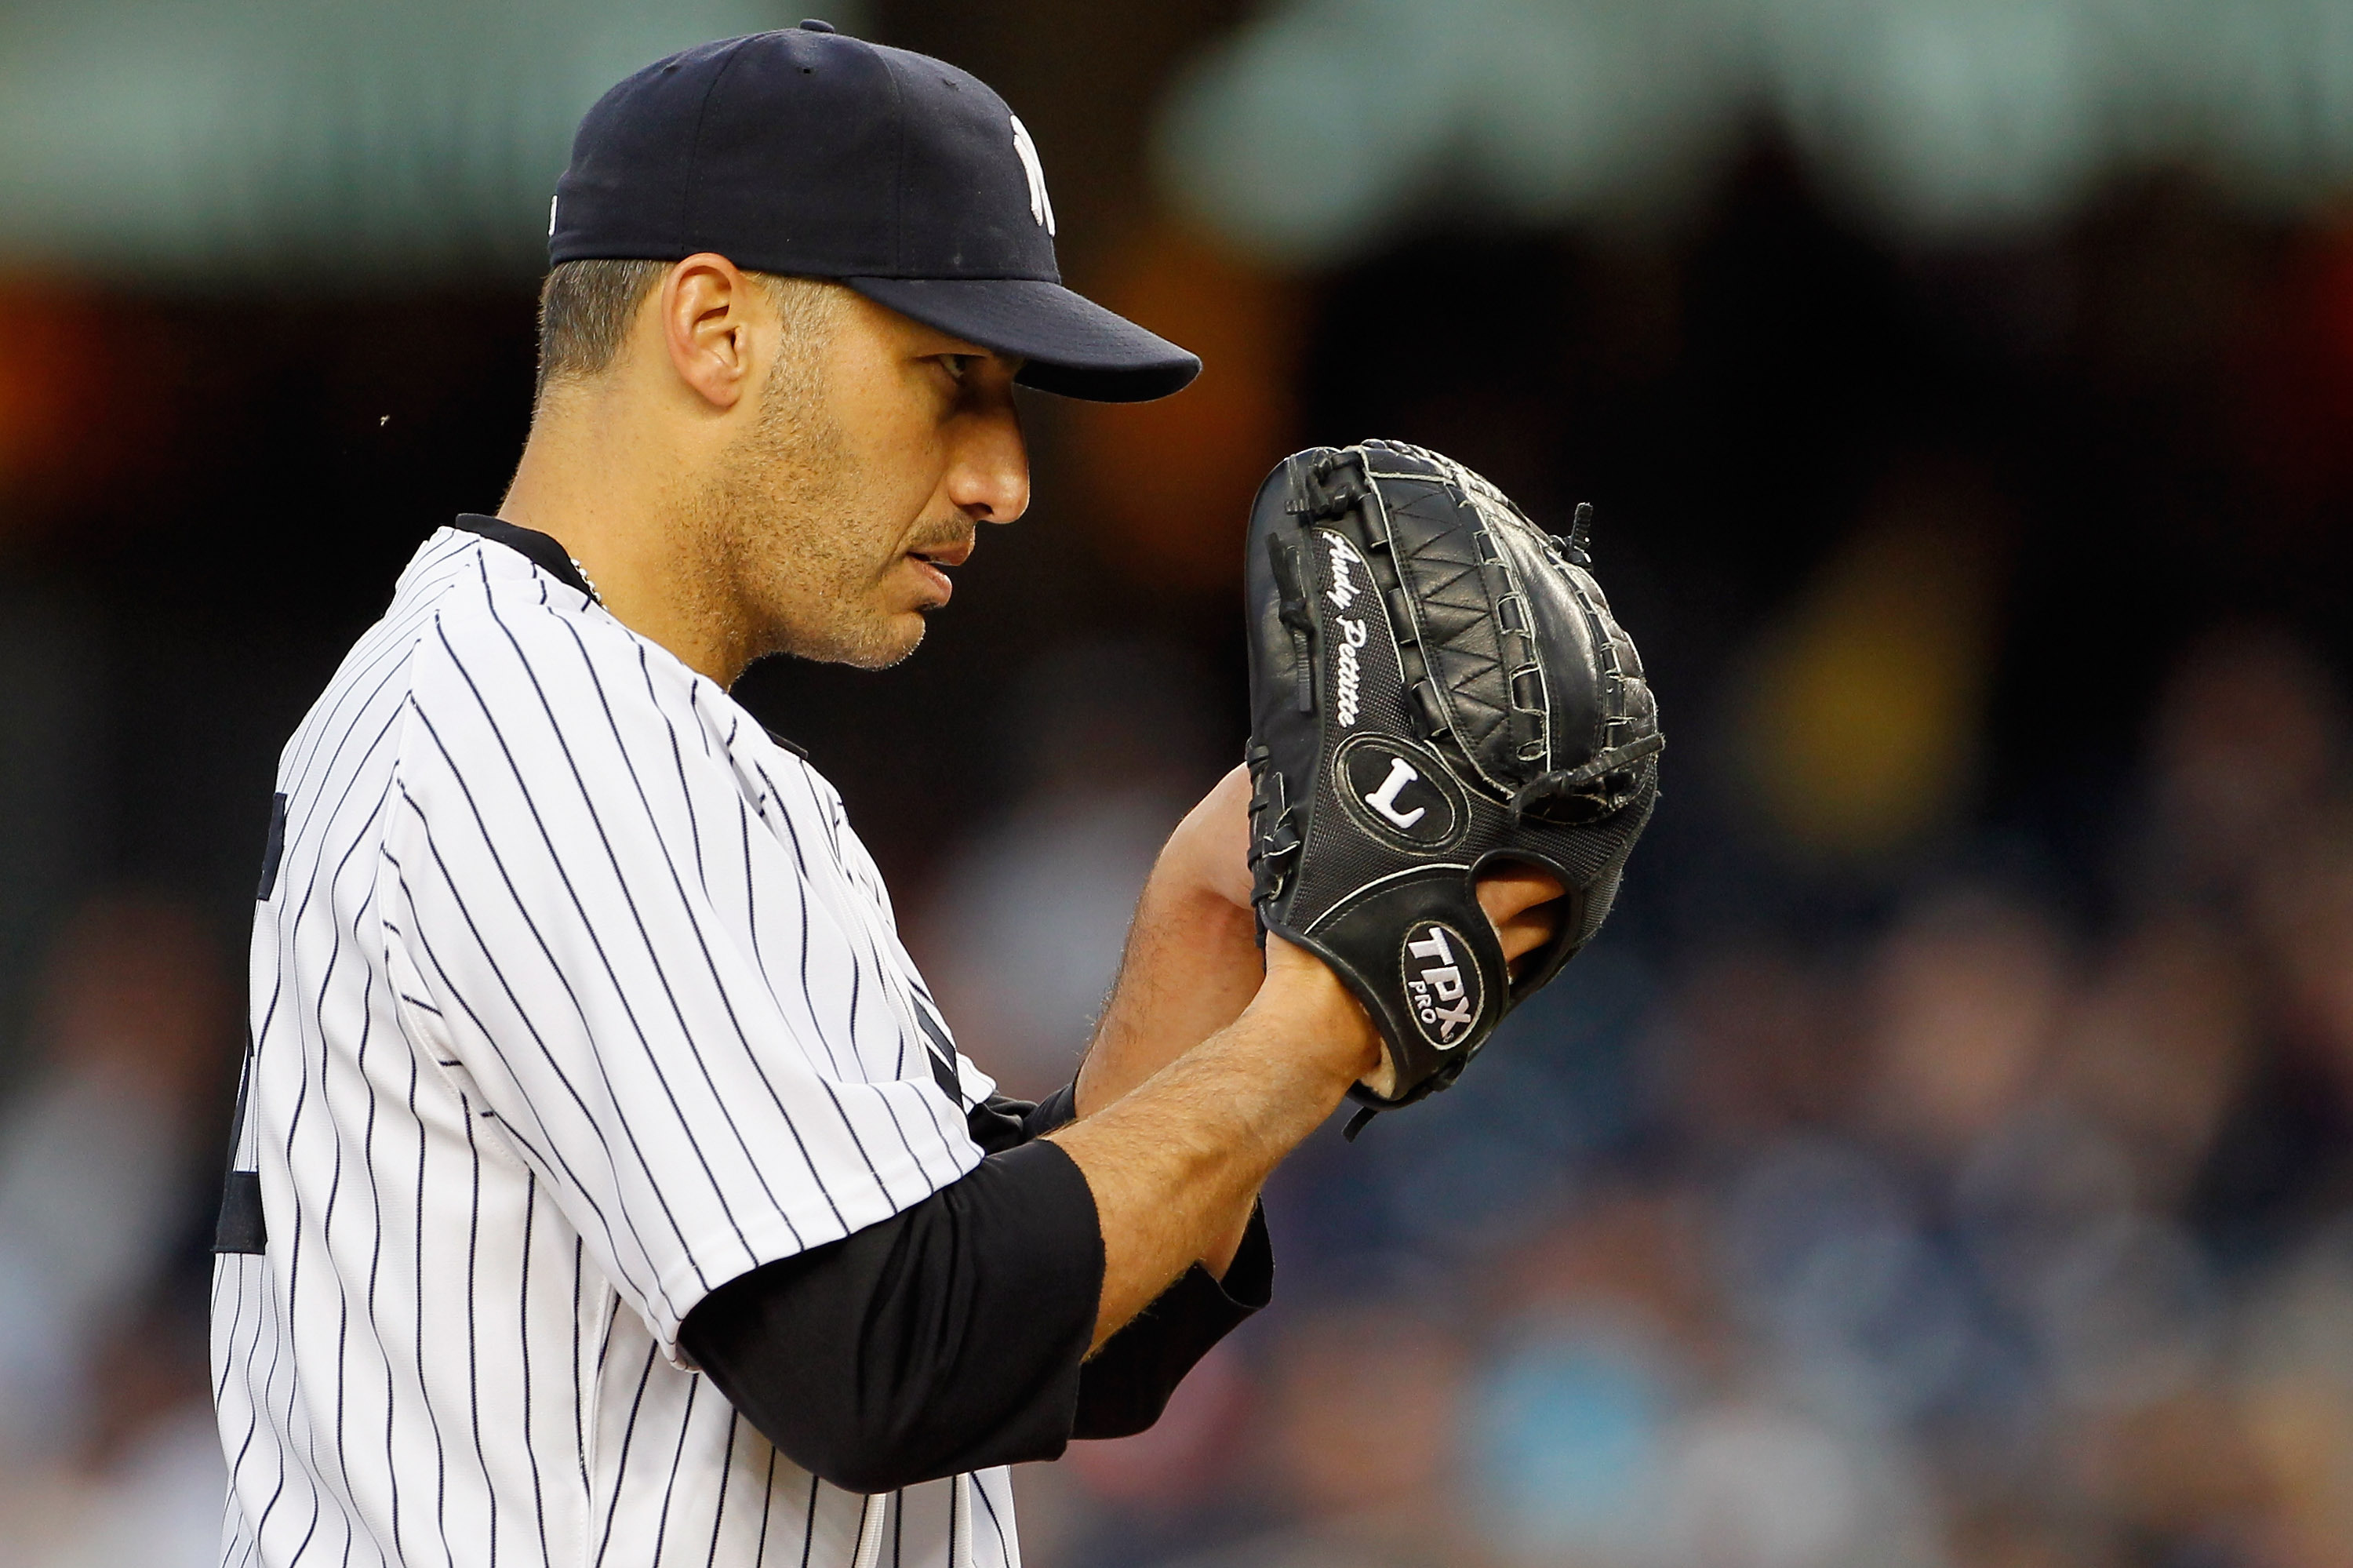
[1475,864,1568,970]
[1493,905,1558,967]
[1476,864,1566,926]
[1476,863,1566,923]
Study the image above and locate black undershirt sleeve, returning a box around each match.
[681,1136,1100,1494]
[678,1083,1273,1492]
[984,1086,1275,1438]
[1072,1201,1271,1439]
[962,1082,1080,1155]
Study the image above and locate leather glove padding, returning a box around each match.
[1244,440,1661,1115]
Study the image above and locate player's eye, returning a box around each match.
[935,353,977,382]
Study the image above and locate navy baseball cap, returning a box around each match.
[549,21,1199,403]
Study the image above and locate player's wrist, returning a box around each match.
[1141,874,1261,948]
[1253,937,1384,1089]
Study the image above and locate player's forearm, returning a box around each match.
[1049,946,1376,1352]
[1075,773,1264,1123]
[1076,874,1261,1117]
[1069,810,1269,1278]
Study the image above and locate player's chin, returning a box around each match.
[834,609,932,671]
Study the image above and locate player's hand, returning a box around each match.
[1075,766,1260,1119]
[1158,763,1255,911]
[1266,868,1566,1101]
[1262,932,1384,1085]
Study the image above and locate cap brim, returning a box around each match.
[844,276,1200,403]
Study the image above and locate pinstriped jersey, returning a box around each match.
[212,527,1024,1567]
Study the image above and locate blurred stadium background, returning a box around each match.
[5,1,2353,1563]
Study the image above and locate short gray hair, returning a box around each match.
[534,260,849,398]
[536,259,669,395]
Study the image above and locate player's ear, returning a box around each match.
[658,253,758,412]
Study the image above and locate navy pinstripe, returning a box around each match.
[213,529,1023,1566]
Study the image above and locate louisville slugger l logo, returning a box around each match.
[1363,757,1426,828]
[1009,115,1056,235]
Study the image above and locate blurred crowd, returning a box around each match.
[1,500,2349,1568]
[0,466,2348,1568]
[3,8,2352,1565]
[909,623,2353,1568]
[0,897,233,1566]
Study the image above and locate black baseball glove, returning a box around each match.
[1243,440,1661,1128]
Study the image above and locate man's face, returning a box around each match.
[704,289,1029,671]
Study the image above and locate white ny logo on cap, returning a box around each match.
[1009,115,1056,236]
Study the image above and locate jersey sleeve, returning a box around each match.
[377,594,982,1358]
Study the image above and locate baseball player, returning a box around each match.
[210,24,1569,1568]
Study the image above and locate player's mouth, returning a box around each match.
[904,535,974,606]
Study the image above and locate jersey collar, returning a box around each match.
[451,514,601,604]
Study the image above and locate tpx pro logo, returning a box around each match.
[1401,921,1481,1050]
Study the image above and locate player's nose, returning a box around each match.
[946,382,1030,525]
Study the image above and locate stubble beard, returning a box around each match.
[700,366,928,675]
